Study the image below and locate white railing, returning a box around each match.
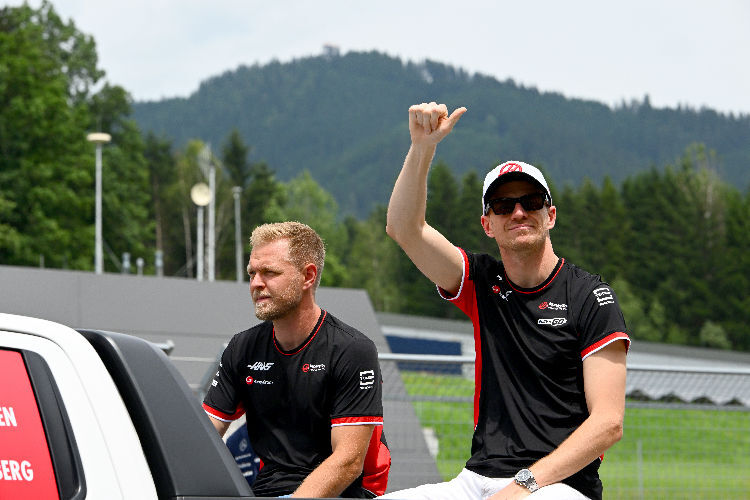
[378,352,750,499]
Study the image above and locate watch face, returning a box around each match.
[516,469,531,482]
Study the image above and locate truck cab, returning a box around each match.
[0,313,254,499]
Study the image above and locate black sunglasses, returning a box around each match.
[484,192,549,215]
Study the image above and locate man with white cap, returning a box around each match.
[383,102,630,500]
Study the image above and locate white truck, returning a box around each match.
[0,312,256,499]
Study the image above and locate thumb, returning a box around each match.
[445,107,467,129]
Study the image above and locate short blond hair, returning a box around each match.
[250,222,326,289]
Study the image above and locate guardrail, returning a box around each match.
[171,347,750,497]
[377,352,750,499]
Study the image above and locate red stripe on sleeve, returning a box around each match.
[330,416,384,426]
[438,247,470,301]
[202,402,245,422]
[581,332,631,360]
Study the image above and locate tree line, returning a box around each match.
[132,45,750,217]
[360,147,749,352]
[1,2,748,351]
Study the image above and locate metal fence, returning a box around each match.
[379,353,750,500]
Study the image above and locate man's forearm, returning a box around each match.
[292,452,363,498]
[522,340,628,490]
[528,411,623,488]
[386,143,436,243]
[293,423,373,498]
[487,419,622,500]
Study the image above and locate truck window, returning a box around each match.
[0,349,60,499]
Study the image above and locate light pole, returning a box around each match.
[232,186,243,282]
[199,145,216,282]
[87,132,111,275]
[155,250,163,277]
[190,183,211,282]
[208,159,216,282]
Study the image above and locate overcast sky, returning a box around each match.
[9,0,750,115]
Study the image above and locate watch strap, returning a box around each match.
[514,468,539,493]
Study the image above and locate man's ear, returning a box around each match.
[481,215,494,238]
[547,205,557,230]
[301,263,318,290]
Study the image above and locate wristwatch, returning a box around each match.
[514,468,539,493]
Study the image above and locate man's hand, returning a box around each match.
[408,102,466,147]
[292,424,374,497]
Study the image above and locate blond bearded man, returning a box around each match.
[204,222,390,498]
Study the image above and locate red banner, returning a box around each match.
[0,349,59,498]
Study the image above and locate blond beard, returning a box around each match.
[253,285,304,321]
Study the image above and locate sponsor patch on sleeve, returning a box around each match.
[359,370,375,389]
[592,287,615,306]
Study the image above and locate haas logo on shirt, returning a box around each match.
[247,361,274,371]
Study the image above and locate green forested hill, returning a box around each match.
[5,2,747,348]
[133,51,750,215]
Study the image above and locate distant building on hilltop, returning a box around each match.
[323,44,340,59]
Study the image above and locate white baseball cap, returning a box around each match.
[482,161,552,214]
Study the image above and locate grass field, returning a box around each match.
[400,372,750,499]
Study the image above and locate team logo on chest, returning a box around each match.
[491,283,512,301]
[247,361,274,371]
[538,301,568,311]
[246,361,275,385]
[491,275,513,301]
[246,376,273,385]
[302,363,326,373]
[538,317,567,327]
